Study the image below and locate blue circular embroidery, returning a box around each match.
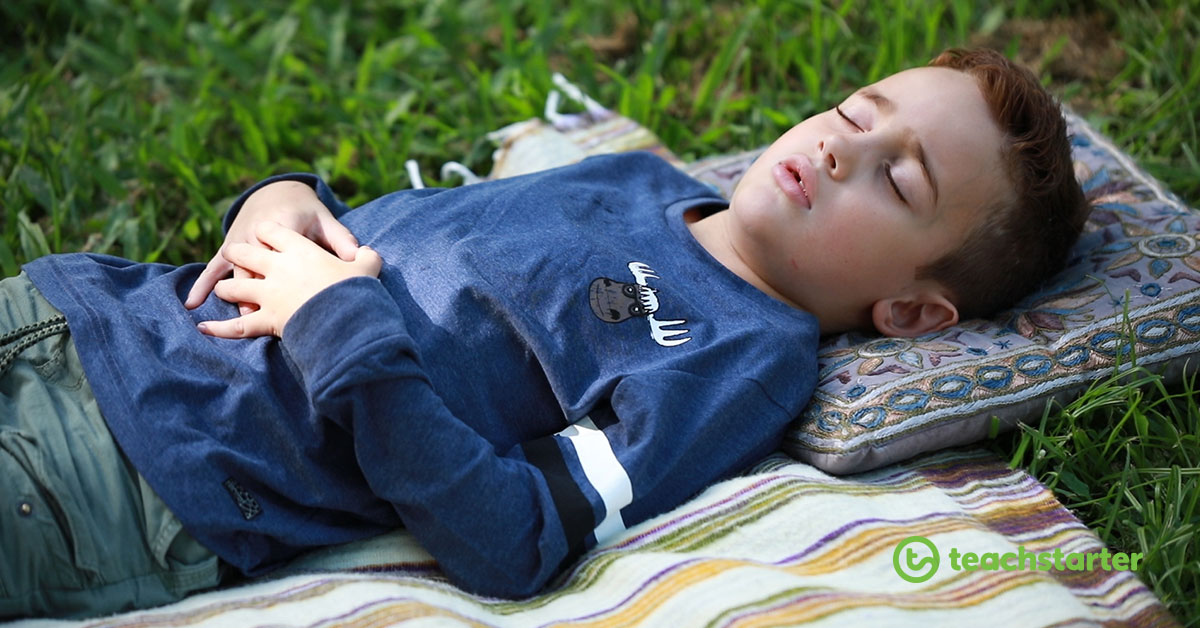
[858,338,912,358]
[887,389,930,412]
[1178,305,1200,333]
[1055,345,1090,367]
[931,375,974,399]
[1138,233,1197,258]
[817,411,845,433]
[975,365,1014,390]
[1090,330,1133,358]
[1141,283,1162,297]
[1015,355,1053,377]
[1135,319,1176,345]
[851,407,887,429]
[846,384,867,399]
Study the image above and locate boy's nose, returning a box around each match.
[817,137,848,180]
[818,140,837,171]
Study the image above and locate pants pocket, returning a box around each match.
[0,428,97,598]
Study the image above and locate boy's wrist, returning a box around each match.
[280,276,410,393]
[241,181,321,216]
[222,173,325,235]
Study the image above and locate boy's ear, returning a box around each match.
[871,291,959,338]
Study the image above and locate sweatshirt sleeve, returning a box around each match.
[222,173,352,234]
[281,276,800,599]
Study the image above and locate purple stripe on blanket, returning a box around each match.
[781,512,965,563]
[606,475,790,549]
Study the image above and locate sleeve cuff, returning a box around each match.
[280,276,414,396]
[222,173,352,234]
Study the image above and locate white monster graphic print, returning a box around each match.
[587,262,691,347]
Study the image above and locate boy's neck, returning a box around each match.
[684,209,860,336]
[683,209,797,309]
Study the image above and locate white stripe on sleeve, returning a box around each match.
[558,415,634,544]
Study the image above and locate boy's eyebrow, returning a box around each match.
[859,88,940,207]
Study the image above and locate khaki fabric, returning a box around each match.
[0,273,221,619]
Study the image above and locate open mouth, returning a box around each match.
[788,165,809,200]
[773,160,811,208]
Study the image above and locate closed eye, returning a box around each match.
[836,106,863,131]
[840,105,906,204]
[885,164,907,204]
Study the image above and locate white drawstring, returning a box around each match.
[404,74,608,189]
[545,73,613,130]
[551,73,609,117]
[440,161,483,185]
[404,159,425,189]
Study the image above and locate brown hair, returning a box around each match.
[919,48,1089,319]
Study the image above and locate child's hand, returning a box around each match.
[196,221,382,339]
[185,181,359,312]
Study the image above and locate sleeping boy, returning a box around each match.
[0,48,1087,618]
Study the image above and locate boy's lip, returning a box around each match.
[772,156,814,209]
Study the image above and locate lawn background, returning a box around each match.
[2,0,1197,623]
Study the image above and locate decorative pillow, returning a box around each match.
[474,79,1200,475]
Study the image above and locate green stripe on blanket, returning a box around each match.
[54,450,1176,627]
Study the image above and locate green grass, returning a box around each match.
[3,0,1198,622]
[992,361,1200,622]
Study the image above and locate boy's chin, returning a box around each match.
[729,188,789,224]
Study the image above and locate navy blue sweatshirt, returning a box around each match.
[24,152,819,597]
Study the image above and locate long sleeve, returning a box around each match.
[282,276,565,597]
[281,276,800,598]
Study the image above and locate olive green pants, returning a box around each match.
[0,273,222,619]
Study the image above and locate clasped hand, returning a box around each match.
[184,181,381,338]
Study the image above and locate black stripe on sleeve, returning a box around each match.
[521,437,596,557]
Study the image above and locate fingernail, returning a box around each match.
[197,322,209,334]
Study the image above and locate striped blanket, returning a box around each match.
[33,449,1175,627]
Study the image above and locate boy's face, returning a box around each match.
[725,66,1010,334]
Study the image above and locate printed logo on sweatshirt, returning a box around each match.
[588,261,691,347]
[223,477,263,520]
